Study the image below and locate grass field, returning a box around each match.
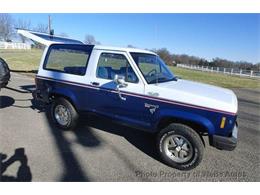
[170,66,260,88]
[0,49,43,71]
[0,49,259,88]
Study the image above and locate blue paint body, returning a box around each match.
[36,77,237,137]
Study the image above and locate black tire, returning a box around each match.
[157,123,204,170]
[50,97,79,130]
[0,57,10,88]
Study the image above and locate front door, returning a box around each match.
[89,51,151,128]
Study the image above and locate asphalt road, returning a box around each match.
[0,73,259,181]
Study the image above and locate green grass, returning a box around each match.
[170,66,260,88]
[0,49,259,88]
[47,49,89,71]
[0,49,43,71]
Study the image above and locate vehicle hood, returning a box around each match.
[148,79,238,114]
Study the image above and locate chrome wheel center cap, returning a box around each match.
[176,146,181,152]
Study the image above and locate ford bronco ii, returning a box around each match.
[18,30,238,170]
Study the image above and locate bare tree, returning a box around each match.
[16,19,31,30]
[31,23,48,49]
[16,19,31,43]
[84,34,95,44]
[33,23,48,33]
[84,34,100,45]
[155,48,174,66]
[0,14,14,41]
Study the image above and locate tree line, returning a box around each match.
[0,14,48,42]
[154,48,260,71]
[0,13,101,49]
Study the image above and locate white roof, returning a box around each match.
[93,45,156,55]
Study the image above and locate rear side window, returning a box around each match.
[44,44,93,75]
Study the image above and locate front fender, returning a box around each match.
[154,109,215,135]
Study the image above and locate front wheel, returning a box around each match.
[50,97,79,130]
[157,123,204,170]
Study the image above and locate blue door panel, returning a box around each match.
[37,77,236,136]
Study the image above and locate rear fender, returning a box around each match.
[49,87,79,109]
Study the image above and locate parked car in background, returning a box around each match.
[0,57,10,89]
[18,29,238,170]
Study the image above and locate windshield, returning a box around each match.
[130,52,176,84]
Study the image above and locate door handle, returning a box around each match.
[116,85,126,101]
[118,91,126,101]
[91,82,100,86]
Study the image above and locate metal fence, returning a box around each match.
[177,64,260,79]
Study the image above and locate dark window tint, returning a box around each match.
[44,44,93,75]
[96,53,138,83]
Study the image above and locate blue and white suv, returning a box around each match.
[19,30,238,170]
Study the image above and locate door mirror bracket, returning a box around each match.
[114,74,127,101]
[114,74,128,88]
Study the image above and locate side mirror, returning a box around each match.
[114,74,127,87]
[114,74,127,101]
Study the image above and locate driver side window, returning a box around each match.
[96,53,138,83]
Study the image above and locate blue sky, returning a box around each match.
[12,14,260,63]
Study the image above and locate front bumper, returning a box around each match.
[211,123,238,151]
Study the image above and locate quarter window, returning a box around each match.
[44,44,93,76]
[96,53,138,83]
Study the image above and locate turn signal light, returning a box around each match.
[220,117,226,128]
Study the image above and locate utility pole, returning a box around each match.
[48,15,54,35]
[48,15,51,34]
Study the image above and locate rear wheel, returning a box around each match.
[157,123,204,170]
[50,97,79,130]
